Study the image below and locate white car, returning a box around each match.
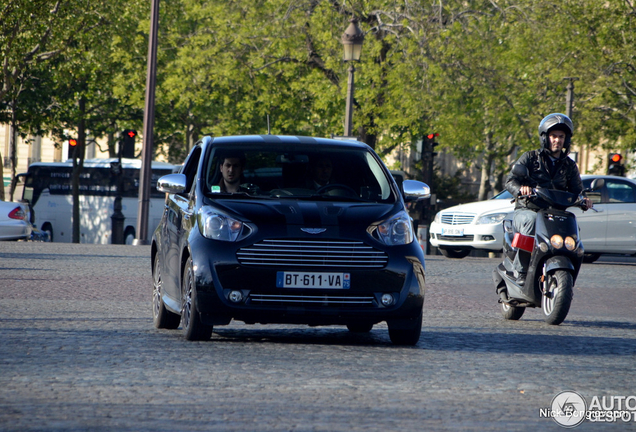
[430,174,636,261]
[429,190,514,258]
[0,200,32,241]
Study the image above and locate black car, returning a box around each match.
[151,135,431,345]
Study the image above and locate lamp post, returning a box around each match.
[133,0,160,246]
[341,18,364,137]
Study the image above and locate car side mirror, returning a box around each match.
[403,180,431,202]
[588,178,605,191]
[157,173,187,194]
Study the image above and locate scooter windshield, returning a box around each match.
[535,188,578,209]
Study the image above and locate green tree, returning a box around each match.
[39,0,144,242]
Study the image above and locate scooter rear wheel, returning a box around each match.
[501,301,525,320]
[542,270,573,325]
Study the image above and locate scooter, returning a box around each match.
[493,164,603,325]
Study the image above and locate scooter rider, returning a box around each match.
[505,113,593,287]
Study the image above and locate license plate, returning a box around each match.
[442,227,464,236]
[276,272,350,289]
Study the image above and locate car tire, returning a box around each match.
[152,254,180,329]
[388,311,422,346]
[346,322,374,333]
[439,248,471,259]
[181,256,213,341]
[583,253,601,263]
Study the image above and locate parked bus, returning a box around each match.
[19,158,176,244]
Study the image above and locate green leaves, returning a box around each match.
[2,0,635,187]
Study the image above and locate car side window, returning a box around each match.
[606,180,636,203]
[181,146,202,194]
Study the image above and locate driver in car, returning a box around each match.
[505,113,592,287]
[307,156,333,190]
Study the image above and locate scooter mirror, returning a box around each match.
[511,164,530,179]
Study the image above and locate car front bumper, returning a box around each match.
[429,221,504,251]
[189,237,426,327]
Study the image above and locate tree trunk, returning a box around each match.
[0,147,4,201]
[477,133,495,201]
[8,104,18,202]
[108,131,116,157]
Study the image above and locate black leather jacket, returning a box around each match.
[505,149,585,210]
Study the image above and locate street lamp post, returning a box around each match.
[133,0,160,246]
[341,18,364,137]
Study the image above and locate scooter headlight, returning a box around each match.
[550,234,564,249]
[564,236,576,251]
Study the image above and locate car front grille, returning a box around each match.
[440,213,475,225]
[438,235,475,242]
[236,239,388,268]
[248,293,376,308]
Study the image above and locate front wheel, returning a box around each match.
[542,270,573,325]
[388,312,422,346]
[181,257,213,340]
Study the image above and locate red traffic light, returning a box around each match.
[427,133,440,140]
[126,130,137,138]
[69,139,78,147]
[610,153,622,163]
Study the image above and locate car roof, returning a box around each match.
[203,135,371,150]
[24,158,175,169]
[581,174,636,185]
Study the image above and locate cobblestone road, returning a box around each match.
[1,242,635,431]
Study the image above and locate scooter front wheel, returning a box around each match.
[542,270,573,325]
[501,301,525,320]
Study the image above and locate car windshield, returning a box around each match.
[492,190,513,200]
[204,144,396,203]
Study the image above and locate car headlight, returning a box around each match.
[433,212,441,223]
[370,210,414,246]
[476,212,508,225]
[198,207,250,241]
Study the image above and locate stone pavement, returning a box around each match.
[1,242,635,431]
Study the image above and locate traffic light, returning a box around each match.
[607,153,625,176]
[427,133,440,157]
[121,129,137,158]
[421,133,440,190]
[67,138,78,160]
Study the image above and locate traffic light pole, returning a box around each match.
[134,0,160,246]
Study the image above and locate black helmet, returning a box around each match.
[538,113,573,153]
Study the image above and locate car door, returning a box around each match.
[603,179,636,252]
[574,178,607,252]
[162,147,202,303]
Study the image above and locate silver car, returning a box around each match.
[0,200,32,241]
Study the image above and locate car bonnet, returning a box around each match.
[209,199,397,228]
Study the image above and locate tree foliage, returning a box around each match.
[2,0,635,203]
